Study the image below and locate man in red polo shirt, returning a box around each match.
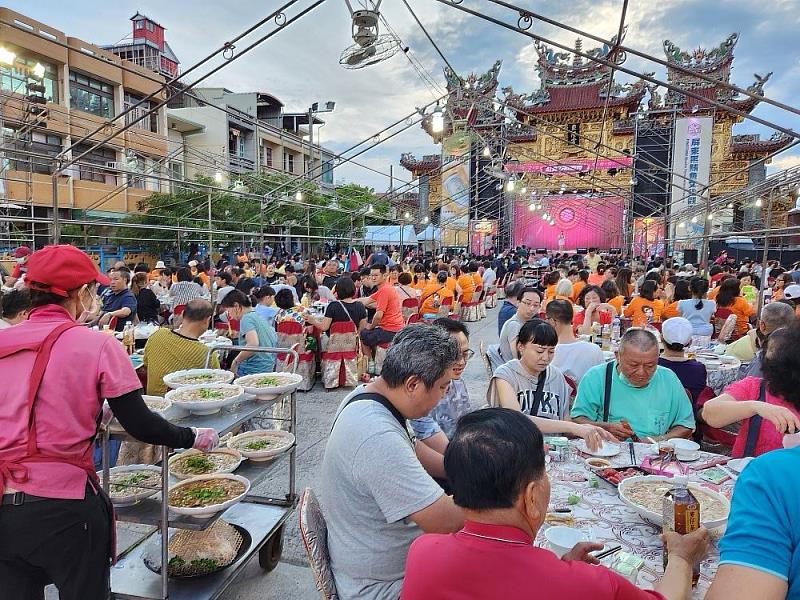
[5,246,31,288]
[401,408,709,600]
[359,263,405,354]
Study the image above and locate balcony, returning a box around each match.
[229,153,254,173]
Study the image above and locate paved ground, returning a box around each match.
[220,309,500,599]
[48,307,501,600]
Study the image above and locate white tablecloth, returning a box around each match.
[539,442,731,597]
[696,356,741,394]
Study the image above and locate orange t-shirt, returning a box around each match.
[588,273,605,286]
[458,274,476,303]
[662,301,680,320]
[607,295,625,315]
[708,286,720,301]
[571,281,586,303]
[720,296,755,336]
[419,282,454,316]
[411,277,428,291]
[624,297,664,327]
[471,272,482,290]
[371,283,404,332]
[545,284,557,301]
[445,277,458,294]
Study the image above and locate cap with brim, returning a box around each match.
[14,245,31,258]
[25,244,110,297]
[188,260,198,267]
[784,284,800,300]
[155,260,166,269]
[661,317,694,346]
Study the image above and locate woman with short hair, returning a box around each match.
[219,289,277,376]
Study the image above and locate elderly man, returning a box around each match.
[497,280,523,336]
[725,301,795,375]
[97,269,137,331]
[498,287,542,363]
[320,324,465,599]
[402,409,709,600]
[571,328,696,441]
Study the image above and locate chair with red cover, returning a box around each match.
[693,385,735,454]
[401,297,420,321]
[439,296,459,321]
[374,341,392,375]
[276,320,316,391]
[320,321,359,390]
[475,285,487,319]
[485,284,498,309]
[712,308,736,341]
[460,291,480,322]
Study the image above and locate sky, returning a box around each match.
[9,0,800,192]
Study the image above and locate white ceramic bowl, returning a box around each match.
[233,372,303,400]
[668,439,701,459]
[544,526,588,558]
[162,368,235,390]
[165,383,244,415]
[102,464,162,507]
[167,473,250,518]
[584,457,612,471]
[227,430,295,461]
[168,448,244,480]
[618,475,730,529]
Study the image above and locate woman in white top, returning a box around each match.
[677,277,716,337]
[394,272,420,302]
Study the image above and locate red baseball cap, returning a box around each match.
[13,245,31,259]
[25,244,110,297]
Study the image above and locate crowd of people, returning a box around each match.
[2,242,800,600]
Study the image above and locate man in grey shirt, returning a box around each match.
[498,287,542,363]
[320,324,465,599]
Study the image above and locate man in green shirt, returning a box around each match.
[571,329,695,441]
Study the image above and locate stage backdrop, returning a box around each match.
[513,195,624,251]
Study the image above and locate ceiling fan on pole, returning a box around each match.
[339,0,404,69]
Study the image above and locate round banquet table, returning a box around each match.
[695,355,742,395]
[538,442,732,597]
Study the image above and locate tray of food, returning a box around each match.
[169,448,244,480]
[103,465,162,507]
[226,430,295,461]
[163,369,235,390]
[233,372,303,400]
[594,466,648,487]
[618,475,730,529]
[165,383,244,415]
[167,473,250,518]
[143,519,251,578]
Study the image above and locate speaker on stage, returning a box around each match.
[683,249,698,265]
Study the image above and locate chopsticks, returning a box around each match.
[593,545,622,560]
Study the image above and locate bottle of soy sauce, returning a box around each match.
[662,476,701,586]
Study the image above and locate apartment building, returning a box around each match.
[0,7,169,233]
[168,88,336,193]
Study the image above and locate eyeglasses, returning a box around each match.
[520,300,541,308]
[459,349,475,361]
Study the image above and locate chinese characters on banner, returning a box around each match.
[670,117,713,253]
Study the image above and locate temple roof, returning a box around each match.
[400,153,442,174]
[504,33,647,115]
[730,132,793,155]
[662,33,772,115]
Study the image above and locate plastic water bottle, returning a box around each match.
[611,317,621,343]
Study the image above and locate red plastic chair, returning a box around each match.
[401,297,420,320]
[406,313,422,325]
[172,304,186,317]
[694,385,736,451]
[712,308,734,340]
[441,296,460,321]
[321,321,359,389]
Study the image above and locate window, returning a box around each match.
[0,55,58,103]
[283,152,295,173]
[321,160,334,184]
[1,128,61,174]
[304,158,310,175]
[135,20,144,30]
[74,143,117,184]
[123,91,159,133]
[169,160,184,193]
[127,154,146,189]
[260,145,273,169]
[566,123,581,146]
[229,128,244,157]
[146,21,155,32]
[70,71,114,118]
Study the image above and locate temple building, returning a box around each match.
[401,31,791,259]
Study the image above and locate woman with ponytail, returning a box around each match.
[677,277,716,336]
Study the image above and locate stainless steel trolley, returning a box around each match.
[101,345,299,600]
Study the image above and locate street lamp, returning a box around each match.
[506,179,515,192]
[431,106,444,133]
[214,170,223,183]
[482,146,491,157]
[295,190,304,201]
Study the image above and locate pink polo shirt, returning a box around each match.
[401,520,665,600]
[0,304,142,499]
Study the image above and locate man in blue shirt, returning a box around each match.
[97,269,137,331]
[497,280,523,337]
[708,445,800,600]
[571,328,695,440]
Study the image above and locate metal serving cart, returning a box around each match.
[101,345,299,600]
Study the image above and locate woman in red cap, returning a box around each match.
[0,244,219,600]
[4,245,31,288]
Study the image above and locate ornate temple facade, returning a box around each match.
[400,31,791,255]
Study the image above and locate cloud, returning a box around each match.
[8,0,800,193]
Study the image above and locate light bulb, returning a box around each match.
[691,216,698,223]
[367,204,374,214]
[520,187,527,194]
[708,213,714,220]
[755,198,763,207]
[295,191,303,201]
[431,108,444,133]
[483,146,491,157]
[32,62,45,79]
[403,211,411,219]
[726,202,734,209]
[214,171,223,183]
[678,222,686,228]
[506,179,516,192]
[0,47,15,66]
[542,213,550,221]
